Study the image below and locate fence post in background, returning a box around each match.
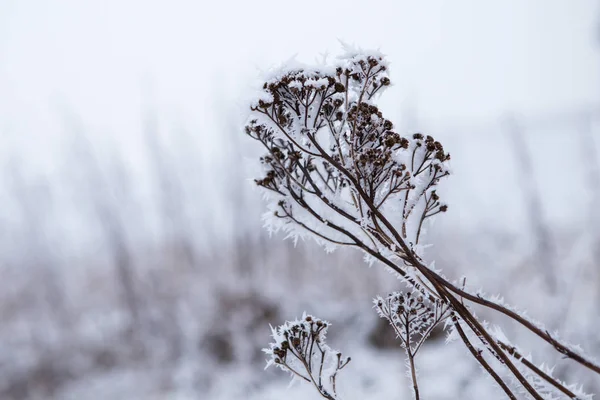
[504,114,557,294]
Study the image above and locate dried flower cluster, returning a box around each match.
[264,314,350,400]
[246,49,449,256]
[247,47,600,400]
[374,290,450,399]
[374,291,449,354]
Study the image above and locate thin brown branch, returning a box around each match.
[452,316,518,400]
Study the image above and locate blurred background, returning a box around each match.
[0,0,599,399]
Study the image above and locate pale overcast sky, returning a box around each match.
[0,0,598,181]
[1,0,598,123]
[0,0,598,231]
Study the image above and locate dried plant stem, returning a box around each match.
[451,316,518,399]
[406,349,420,400]
[250,51,597,398]
[265,316,349,400]
[281,187,590,397]
[325,144,600,376]
[496,340,578,399]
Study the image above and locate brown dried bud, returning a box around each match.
[258,99,271,108]
[435,150,447,161]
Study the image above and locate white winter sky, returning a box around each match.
[1,0,598,128]
[0,0,599,231]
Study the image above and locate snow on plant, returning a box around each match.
[245,46,599,399]
[374,290,450,399]
[264,314,350,400]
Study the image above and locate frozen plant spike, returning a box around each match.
[374,290,450,355]
[246,52,450,258]
[247,47,600,400]
[264,315,350,400]
[374,290,450,400]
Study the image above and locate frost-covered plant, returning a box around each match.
[245,47,600,399]
[264,314,350,400]
[374,290,450,399]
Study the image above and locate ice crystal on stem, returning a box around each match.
[248,46,600,399]
[264,314,350,400]
[374,290,450,399]
[246,50,450,261]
